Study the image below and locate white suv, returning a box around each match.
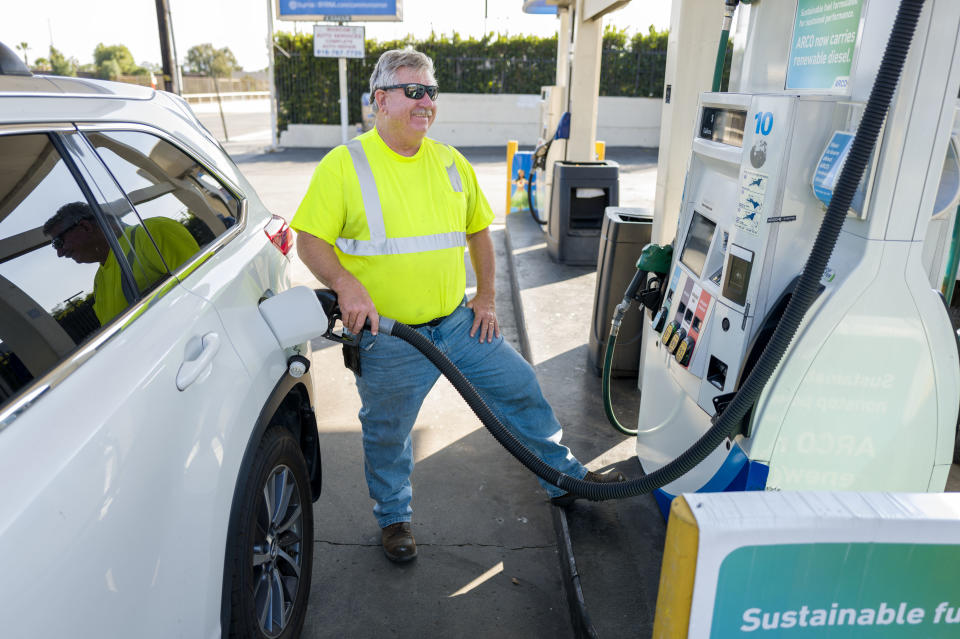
[0,46,319,638]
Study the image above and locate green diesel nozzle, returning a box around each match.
[636,243,673,274]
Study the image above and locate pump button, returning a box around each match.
[667,327,686,354]
[676,336,696,366]
[662,321,679,346]
[721,317,730,332]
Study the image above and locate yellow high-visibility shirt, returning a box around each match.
[292,128,494,325]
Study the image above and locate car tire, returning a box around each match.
[228,426,314,639]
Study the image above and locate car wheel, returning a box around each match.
[228,427,314,638]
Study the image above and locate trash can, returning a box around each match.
[589,207,654,377]
[547,161,619,266]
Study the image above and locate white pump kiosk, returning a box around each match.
[637,0,960,512]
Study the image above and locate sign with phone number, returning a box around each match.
[313,25,365,59]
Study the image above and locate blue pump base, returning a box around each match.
[652,443,770,519]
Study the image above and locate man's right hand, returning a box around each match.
[296,232,379,335]
[336,277,380,336]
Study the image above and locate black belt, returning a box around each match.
[408,314,448,329]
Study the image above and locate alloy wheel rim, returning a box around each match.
[251,464,304,637]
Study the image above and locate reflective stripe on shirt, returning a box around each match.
[445,159,463,193]
[344,139,386,243]
[336,138,466,256]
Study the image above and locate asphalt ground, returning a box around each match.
[230,133,960,637]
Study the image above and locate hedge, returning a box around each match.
[273,26,676,132]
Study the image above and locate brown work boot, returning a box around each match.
[551,469,626,507]
[381,522,417,563]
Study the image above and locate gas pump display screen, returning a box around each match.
[680,211,716,277]
[699,107,747,147]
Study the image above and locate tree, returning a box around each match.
[16,42,29,66]
[99,59,122,81]
[48,46,78,77]
[185,44,241,77]
[93,43,146,78]
[185,44,241,141]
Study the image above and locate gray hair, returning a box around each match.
[369,48,435,113]
[43,201,95,235]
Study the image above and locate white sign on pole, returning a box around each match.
[313,25,365,59]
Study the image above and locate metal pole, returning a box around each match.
[168,3,182,95]
[155,0,176,93]
[213,74,229,141]
[339,56,349,145]
[266,0,279,149]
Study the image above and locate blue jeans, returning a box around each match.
[353,301,588,528]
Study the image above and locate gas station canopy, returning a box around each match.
[522,0,559,14]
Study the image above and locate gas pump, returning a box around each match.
[637,0,960,513]
[531,85,570,221]
[522,0,621,229]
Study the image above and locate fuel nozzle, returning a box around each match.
[613,244,674,333]
[314,289,342,337]
[610,266,646,335]
[314,289,385,341]
[635,243,674,313]
[623,266,648,304]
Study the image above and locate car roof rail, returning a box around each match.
[0,41,32,76]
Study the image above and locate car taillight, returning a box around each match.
[264,214,294,256]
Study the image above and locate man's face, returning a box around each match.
[48,218,106,264]
[376,66,438,145]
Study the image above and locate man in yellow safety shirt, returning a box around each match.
[44,201,199,324]
[292,48,624,563]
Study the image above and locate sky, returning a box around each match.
[3,0,671,72]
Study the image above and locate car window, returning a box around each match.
[0,133,172,410]
[84,130,239,259]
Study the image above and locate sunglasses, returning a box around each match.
[377,83,440,101]
[51,220,84,250]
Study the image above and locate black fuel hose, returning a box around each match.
[372,0,922,500]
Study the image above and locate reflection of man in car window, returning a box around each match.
[43,202,200,324]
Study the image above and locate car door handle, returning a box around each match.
[177,332,221,391]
